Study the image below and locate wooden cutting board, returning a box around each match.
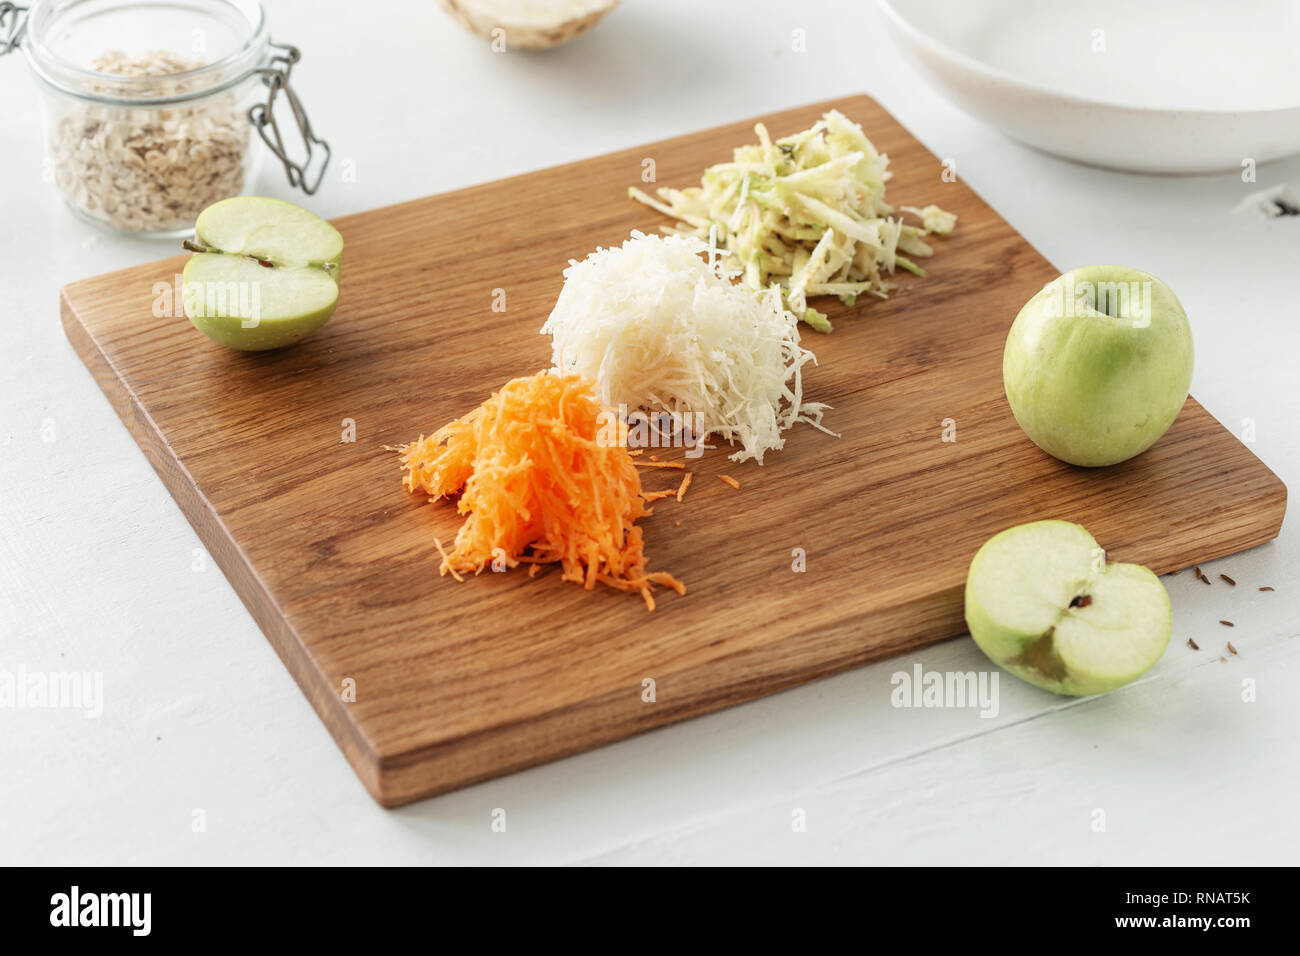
[62,94,1287,806]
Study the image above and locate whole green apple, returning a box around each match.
[1003,265,1194,467]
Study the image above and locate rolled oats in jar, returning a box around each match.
[50,49,252,233]
[4,0,329,237]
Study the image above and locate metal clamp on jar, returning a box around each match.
[1,0,330,236]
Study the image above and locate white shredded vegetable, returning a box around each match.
[541,232,834,464]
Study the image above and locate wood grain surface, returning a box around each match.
[61,94,1288,806]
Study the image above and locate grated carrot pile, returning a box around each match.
[397,372,685,610]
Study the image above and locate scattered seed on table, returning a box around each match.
[1219,620,1235,627]
[1219,574,1236,586]
[1259,586,1275,592]
[1220,656,1227,663]
[1187,638,1199,650]
[1227,642,1238,655]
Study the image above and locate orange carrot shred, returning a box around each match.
[397,372,683,609]
[643,489,676,502]
[676,472,693,502]
[718,474,741,490]
[637,460,686,470]
[646,571,686,596]
[432,536,465,583]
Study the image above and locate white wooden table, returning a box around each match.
[2,0,1296,865]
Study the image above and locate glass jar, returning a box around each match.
[1,0,328,237]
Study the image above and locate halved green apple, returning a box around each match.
[181,196,343,351]
[964,520,1171,696]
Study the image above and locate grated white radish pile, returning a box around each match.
[541,231,833,464]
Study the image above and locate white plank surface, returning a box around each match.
[1,0,1295,865]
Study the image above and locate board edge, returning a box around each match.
[59,285,391,805]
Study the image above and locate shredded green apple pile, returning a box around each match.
[629,110,956,332]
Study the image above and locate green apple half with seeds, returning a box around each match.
[1004,265,1194,467]
[964,520,1171,696]
[182,196,343,351]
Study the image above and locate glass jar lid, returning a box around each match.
[20,0,268,105]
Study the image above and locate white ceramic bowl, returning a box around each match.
[878,0,1300,174]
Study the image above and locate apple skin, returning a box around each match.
[1003,265,1194,467]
